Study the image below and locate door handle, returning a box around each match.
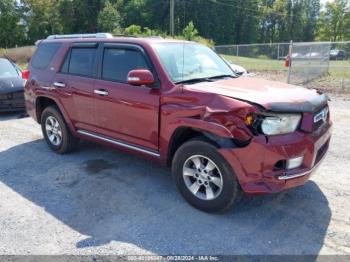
[53,82,66,88]
[94,89,109,96]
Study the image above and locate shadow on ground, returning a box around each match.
[0,139,331,255]
[0,111,27,121]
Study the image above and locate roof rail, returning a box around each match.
[46,33,113,40]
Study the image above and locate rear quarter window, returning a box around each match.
[31,43,61,70]
[62,47,97,77]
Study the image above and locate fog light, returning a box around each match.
[286,156,303,170]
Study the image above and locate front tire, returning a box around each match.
[41,106,79,154]
[172,138,241,213]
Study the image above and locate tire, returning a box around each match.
[41,106,79,154]
[172,137,241,213]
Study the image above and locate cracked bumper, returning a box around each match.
[219,122,332,194]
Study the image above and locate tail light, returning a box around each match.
[22,70,30,81]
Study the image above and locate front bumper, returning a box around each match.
[0,91,25,112]
[219,122,332,194]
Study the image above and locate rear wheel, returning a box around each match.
[172,137,241,213]
[41,106,79,154]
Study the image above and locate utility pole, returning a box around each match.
[170,0,175,36]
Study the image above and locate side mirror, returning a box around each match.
[127,69,155,86]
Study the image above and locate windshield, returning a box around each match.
[0,59,19,78]
[152,42,234,83]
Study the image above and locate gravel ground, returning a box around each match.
[0,96,349,256]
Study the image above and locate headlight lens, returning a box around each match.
[261,113,301,135]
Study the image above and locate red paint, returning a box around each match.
[24,37,332,196]
[127,69,155,86]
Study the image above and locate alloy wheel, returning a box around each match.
[45,116,62,146]
[182,155,223,200]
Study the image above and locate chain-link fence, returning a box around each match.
[288,42,331,84]
[215,43,290,60]
[215,41,350,92]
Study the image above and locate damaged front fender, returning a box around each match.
[159,90,261,163]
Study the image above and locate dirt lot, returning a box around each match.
[0,96,349,255]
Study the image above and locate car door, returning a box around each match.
[52,43,98,132]
[93,43,160,151]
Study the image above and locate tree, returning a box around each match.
[124,24,142,35]
[0,0,25,48]
[21,0,63,43]
[182,21,198,41]
[97,0,122,33]
[316,0,350,41]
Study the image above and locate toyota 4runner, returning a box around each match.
[24,33,332,213]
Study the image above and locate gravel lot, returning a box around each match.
[0,95,349,256]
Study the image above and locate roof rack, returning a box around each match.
[46,33,113,40]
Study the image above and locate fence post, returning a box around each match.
[236,45,239,57]
[287,40,293,84]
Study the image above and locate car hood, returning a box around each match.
[0,77,24,93]
[184,77,328,112]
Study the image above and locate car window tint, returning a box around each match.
[60,52,70,73]
[68,48,96,77]
[31,43,61,70]
[102,48,148,82]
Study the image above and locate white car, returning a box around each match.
[223,59,248,76]
[229,63,248,76]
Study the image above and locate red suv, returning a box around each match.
[24,34,332,213]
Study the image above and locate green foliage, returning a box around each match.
[124,24,142,36]
[0,0,26,48]
[98,0,122,33]
[0,0,349,48]
[182,21,198,41]
[316,0,350,41]
[124,22,214,47]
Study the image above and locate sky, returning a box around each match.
[321,0,334,5]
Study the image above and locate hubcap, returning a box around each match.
[45,116,62,146]
[183,155,223,201]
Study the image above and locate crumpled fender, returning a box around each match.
[159,88,261,163]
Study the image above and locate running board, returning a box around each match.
[77,130,160,157]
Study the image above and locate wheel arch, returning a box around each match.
[166,126,236,167]
[35,96,74,133]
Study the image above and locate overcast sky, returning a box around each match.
[321,0,334,5]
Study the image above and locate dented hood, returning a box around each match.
[185,77,328,112]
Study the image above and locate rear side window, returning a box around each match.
[31,43,61,69]
[102,48,149,82]
[62,47,97,77]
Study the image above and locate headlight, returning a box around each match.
[261,113,301,135]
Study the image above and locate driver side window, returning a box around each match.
[102,48,149,83]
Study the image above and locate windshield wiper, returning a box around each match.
[175,74,235,85]
[207,74,235,80]
[175,77,214,85]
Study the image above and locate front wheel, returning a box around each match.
[172,138,241,213]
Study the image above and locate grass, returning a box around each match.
[222,55,288,72]
[221,54,350,92]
